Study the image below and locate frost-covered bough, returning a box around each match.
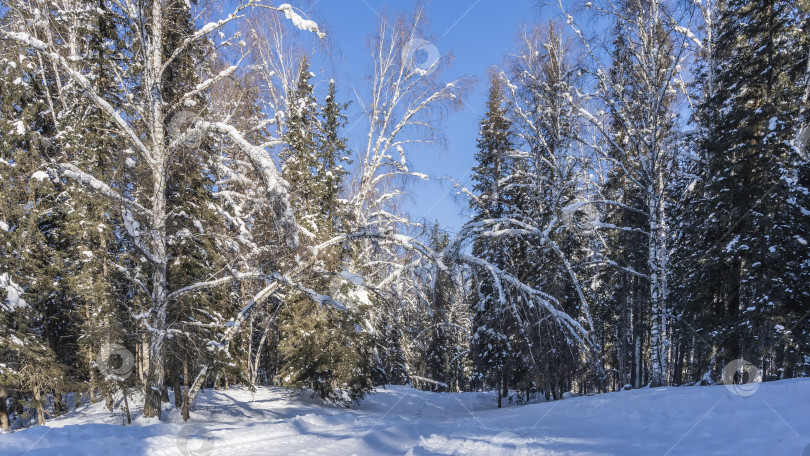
[1,0,326,418]
[448,222,594,337]
[557,0,696,386]
[497,24,595,323]
[311,219,601,388]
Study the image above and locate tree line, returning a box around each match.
[0,0,808,430]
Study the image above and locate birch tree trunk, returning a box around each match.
[141,0,170,419]
[648,188,669,387]
[252,319,273,385]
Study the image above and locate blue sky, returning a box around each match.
[300,0,553,233]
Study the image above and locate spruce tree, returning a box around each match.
[681,0,810,380]
[277,67,371,404]
[281,57,321,234]
[597,25,652,386]
[0,34,66,427]
[159,1,235,415]
[55,0,128,408]
[468,74,523,406]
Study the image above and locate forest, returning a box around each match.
[0,0,808,431]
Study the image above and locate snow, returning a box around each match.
[725,235,740,252]
[409,375,448,389]
[2,379,808,455]
[562,200,590,214]
[123,209,141,238]
[348,287,372,307]
[578,107,599,126]
[0,272,28,311]
[30,171,49,181]
[196,22,219,37]
[12,120,25,135]
[339,270,364,286]
[675,25,703,49]
[277,4,325,39]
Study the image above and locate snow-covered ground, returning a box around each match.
[2,379,809,455]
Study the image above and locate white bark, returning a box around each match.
[558,0,691,386]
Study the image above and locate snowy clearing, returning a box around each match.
[2,379,809,455]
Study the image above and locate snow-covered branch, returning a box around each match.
[59,164,151,216]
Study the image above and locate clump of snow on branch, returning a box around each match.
[0,272,28,312]
[277,4,325,39]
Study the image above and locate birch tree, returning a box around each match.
[1,0,325,418]
[558,0,693,386]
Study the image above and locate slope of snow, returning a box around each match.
[1,379,809,455]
